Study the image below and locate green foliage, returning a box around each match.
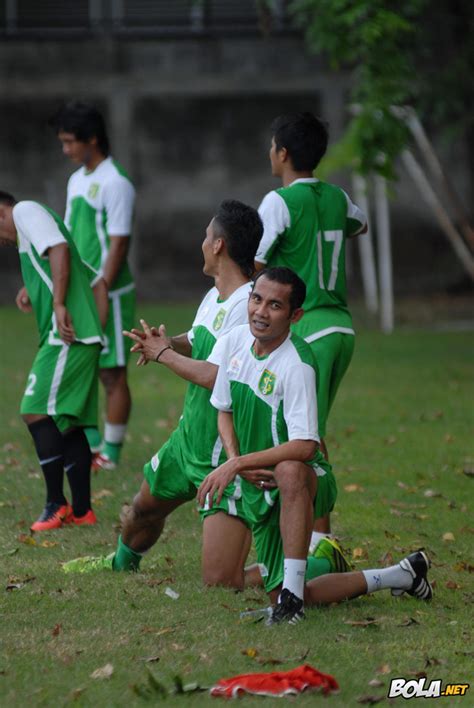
[288,0,428,178]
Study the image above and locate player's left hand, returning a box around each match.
[240,468,277,490]
[54,304,75,344]
[197,458,241,508]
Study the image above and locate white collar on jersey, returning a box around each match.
[288,177,319,187]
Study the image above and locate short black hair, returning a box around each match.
[253,267,306,312]
[271,112,329,171]
[213,200,263,279]
[0,191,17,207]
[49,101,110,156]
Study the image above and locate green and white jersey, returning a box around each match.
[210,324,321,524]
[65,156,135,293]
[176,282,252,486]
[14,201,103,348]
[256,178,366,342]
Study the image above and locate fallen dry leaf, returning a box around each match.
[17,534,37,546]
[40,540,58,548]
[241,648,258,658]
[376,664,391,674]
[398,617,419,627]
[454,561,474,573]
[92,488,113,501]
[368,679,384,688]
[357,695,384,704]
[423,489,441,498]
[344,484,364,493]
[442,532,455,542]
[52,623,62,637]
[352,547,369,560]
[69,687,86,701]
[344,617,381,627]
[143,655,160,663]
[377,551,394,567]
[445,580,461,590]
[90,663,114,680]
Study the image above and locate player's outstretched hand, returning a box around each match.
[15,286,32,313]
[197,458,241,508]
[123,320,162,366]
[125,319,172,365]
[54,304,75,344]
[239,468,277,490]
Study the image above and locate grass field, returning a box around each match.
[0,302,473,706]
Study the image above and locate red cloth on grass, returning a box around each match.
[210,663,339,698]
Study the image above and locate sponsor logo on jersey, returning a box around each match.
[88,183,100,199]
[213,308,226,331]
[259,369,276,395]
[229,357,241,375]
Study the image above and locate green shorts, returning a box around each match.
[100,284,136,369]
[251,459,337,593]
[143,428,248,522]
[20,342,100,433]
[308,332,355,438]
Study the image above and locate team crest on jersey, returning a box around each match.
[259,369,276,395]
[88,183,100,199]
[213,308,226,331]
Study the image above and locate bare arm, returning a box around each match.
[169,333,192,357]
[197,438,316,507]
[124,320,215,387]
[103,235,129,289]
[92,277,109,329]
[218,410,240,458]
[49,243,75,344]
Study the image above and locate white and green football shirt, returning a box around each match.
[210,324,321,524]
[256,178,366,342]
[177,282,252,487]
[65,156,135,293]
[14,201,103,348]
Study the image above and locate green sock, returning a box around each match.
[103,441,122,464]
[84,426,102,452]
[305,557,331,581]
[112,535,142,571]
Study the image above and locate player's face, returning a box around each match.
[0,206,16,245]
[202,219,219,276]
[248,276,296,344]
[57,131,94,165]
[269,137,284,177]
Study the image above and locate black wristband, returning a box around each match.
[155,346,172,363]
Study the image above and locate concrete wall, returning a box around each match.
[0,35,470,302]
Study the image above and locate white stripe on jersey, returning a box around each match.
[47,344,69,415]
[305,326,355,343]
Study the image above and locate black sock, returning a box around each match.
[63,427,92,517]
[27,418,66,506]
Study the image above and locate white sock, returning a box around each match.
[104,422,127,444]
[309,531,331,554]
[282,558,307,600]
[362,564,413,594]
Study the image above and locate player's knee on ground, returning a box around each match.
[202,564,244,590]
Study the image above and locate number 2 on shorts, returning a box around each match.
[25,373,37,396]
